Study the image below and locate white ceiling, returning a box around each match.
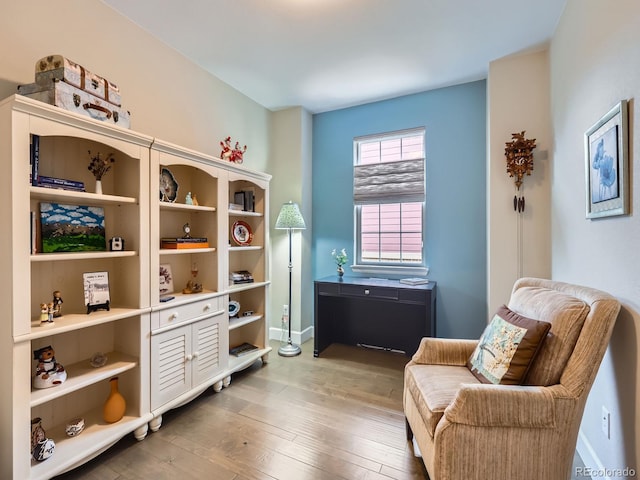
[101,0,566,114]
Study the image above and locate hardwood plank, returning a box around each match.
[55,340,426,479]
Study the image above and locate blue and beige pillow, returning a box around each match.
[467,305,551,385]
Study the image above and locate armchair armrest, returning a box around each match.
[410,337,478,366]
[443,384,572,428]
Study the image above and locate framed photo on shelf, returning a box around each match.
[83,271,110,313]
[585,100,629,219]
[159,264,174,295]
[40,202,106,252]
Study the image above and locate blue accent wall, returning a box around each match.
[312,80,487,339]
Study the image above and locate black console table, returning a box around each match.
[314,276,436,357]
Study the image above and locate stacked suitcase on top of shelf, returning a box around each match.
[17,54,131,128]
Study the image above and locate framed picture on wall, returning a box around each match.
[585,100,629,219]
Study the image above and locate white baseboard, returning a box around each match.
[269,325,314,345]
[576,429,609,479]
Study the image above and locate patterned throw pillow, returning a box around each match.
[467,305,551,385]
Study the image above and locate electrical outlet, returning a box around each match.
[283,304,289,316]
[601,406,610,439]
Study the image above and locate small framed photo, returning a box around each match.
[159,264,174,295]
[83,271,110,313]
[585,100,629,219]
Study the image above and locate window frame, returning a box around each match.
[351,127,428,276]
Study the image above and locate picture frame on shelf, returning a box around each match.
[40,203,106,252]
[83,271,111,313]
[159,264,174,296]
[585,100,629,219]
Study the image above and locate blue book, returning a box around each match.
[31,134,39,186]
[38,175,85,189]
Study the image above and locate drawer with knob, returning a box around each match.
[152,296,225,331]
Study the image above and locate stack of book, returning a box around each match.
[399,277,429,285]
[160,237,209,249]
[36,175,86,192]
[30,134,86,192]
[229,342,258,357]
[230,270,254,284]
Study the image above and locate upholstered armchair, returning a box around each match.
[404,277,621,480]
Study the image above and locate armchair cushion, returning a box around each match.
[508,285,589,386]
[467,305,551,385]
[405,364,479,437]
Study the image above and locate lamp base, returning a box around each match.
[278,342,301,357]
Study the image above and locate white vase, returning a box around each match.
[95,180,103,195]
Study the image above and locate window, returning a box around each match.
[353,127,426,274]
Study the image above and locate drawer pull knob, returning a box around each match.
[169,312,179,320]
[204,303,211,311]
[185,354,193,361]
[364,289,370,295]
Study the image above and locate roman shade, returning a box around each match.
[353,158,425,204]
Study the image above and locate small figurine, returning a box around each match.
[52,291,63,317]
[182,262,203,294]
[33,345,67,389]
[40,303,49,324]
[47,303,54,323]
[191,194,199,206]
[31,417,55,461]
[185,192,193,205]
[220,136,247,164]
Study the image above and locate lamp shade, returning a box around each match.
[275,201,306,230]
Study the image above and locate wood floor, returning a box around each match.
[55,340,427,480]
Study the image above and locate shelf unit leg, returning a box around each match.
[213,380,223,392]
[134,423,149,441]
[223,375,231,387]
[149,416,162,433]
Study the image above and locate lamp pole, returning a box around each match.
[278,226,301,356]
[275,201,305,357]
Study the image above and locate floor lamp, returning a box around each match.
[275,201,306,357]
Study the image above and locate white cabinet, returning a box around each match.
[226,171,272,377]
[0,95,273,478]
[150,306,228,423]
[0,95,153,479]
[148,139,271,426]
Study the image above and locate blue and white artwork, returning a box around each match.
[590,125,619,204]
[40,203,106,252]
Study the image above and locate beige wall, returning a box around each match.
[487,50,552,316]
[551,0,639,472]
[0,1,270,171]
[269,107,313,343]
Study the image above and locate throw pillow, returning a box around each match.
[467,305,551,385]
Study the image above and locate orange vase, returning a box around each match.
[103,376,126,423]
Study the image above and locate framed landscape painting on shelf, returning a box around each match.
[40,202,106,252]
[585,100,629,219]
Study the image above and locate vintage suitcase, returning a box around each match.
[18,79,131,128]
[34,55,122,107]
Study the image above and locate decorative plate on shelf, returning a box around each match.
[228,300,240,317]
[159,167,179,202]
[232,220,253,246]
